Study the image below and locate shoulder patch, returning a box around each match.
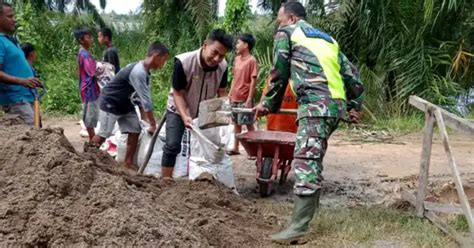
[301,27,333,43]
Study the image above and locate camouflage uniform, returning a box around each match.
[263,20,365,195]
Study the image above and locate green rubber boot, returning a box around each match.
[271,190,320,244]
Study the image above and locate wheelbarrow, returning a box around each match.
[236,131,296,197]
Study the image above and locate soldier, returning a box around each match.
[254,2,365,244]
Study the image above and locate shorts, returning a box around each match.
[82,100,99,128]
[97,110,141,138]
[1,101,34,125]
[231,102,255,125]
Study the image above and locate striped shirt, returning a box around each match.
[78,47,99,102]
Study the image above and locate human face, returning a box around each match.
[276,6,296,28]
[235,39,248,56]
[151,53,169,70]
[80,34,93,49]
[0,6,16,34]
[97,32,107,45]
[202,41,229,68]
[29,51,37,63]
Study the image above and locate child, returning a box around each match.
[20,43,38,77]
[97,27,120,73]
[74,26,99,141]
[228,33,259,155]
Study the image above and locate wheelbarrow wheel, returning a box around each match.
[259,157,273,197]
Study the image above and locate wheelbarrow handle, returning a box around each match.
[232,108,297,115]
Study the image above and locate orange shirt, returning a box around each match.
[229,55,258,103]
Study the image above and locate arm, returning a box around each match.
[339,52,365,122]
[171,59,193,127]
[0,44,40,88]
[245,60,258,107]
[261,31,291,113]
[129,67,156,127]
[81,51,96,78]
[339,52,365,112]
[218,68,228,97]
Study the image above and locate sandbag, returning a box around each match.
[188,120,236,190]
[136,122,190,178]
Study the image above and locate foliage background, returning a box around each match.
[9,0,473,122]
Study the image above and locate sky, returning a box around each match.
[90,0,260,15]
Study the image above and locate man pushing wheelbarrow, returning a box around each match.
[253,2,365,245]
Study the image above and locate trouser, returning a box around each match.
[293,117,340,195]
[161,111,185,168]
[2,101,34,125]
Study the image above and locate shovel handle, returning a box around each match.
[34,100,41,128]
[138,113,167,174]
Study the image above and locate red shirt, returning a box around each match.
[229,55,258,103]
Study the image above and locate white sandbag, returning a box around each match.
[188,121,236,189]
[136,122,190,178]
[115,132,141,164]
[188,155,236,189]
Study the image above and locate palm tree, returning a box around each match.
[11,0,107,27]
[257,0,473,116]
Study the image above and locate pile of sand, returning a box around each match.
[0,118,275,246]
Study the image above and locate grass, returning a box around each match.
[312,208,456,247]
[262,202,456,247]
[369,114,425,133]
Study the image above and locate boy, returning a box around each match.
[227,33,258,155]
[98,27,120,73]
[20,43,38,77]
[91,42,169,170]
[74,26,99,141]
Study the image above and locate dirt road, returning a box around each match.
[44,117,474,207]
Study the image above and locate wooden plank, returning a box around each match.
[409,96,474,136]
[402,191,474,247]
[425,211,474,248]
[434,109,474,236]
[402,191,474,215]
[416,109,435,217]
[424,201,474,215]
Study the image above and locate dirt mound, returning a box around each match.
[0,120,274,247]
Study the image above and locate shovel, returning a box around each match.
[138,113,167,174]
[32,85,47,128]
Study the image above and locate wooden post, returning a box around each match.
[415,108,435,217]
[434,109,474,236]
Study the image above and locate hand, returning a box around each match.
[147,125,157,135]
[182,115,193,129]
[348,109,362,124]
[253,103,269,117]
[19,77,41,88]
[244,100,252,108]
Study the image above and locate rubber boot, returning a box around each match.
[161,167,174,179]
[271,190,320,244]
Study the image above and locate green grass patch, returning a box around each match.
[369,114,425,133]
[262,202,455,247]
[311,208,455,247]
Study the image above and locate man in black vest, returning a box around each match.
[91,42,169,170]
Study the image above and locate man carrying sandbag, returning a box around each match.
[91,42,169,170]
[162,29,233,178]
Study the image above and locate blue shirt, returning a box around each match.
[0,34,35,105]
